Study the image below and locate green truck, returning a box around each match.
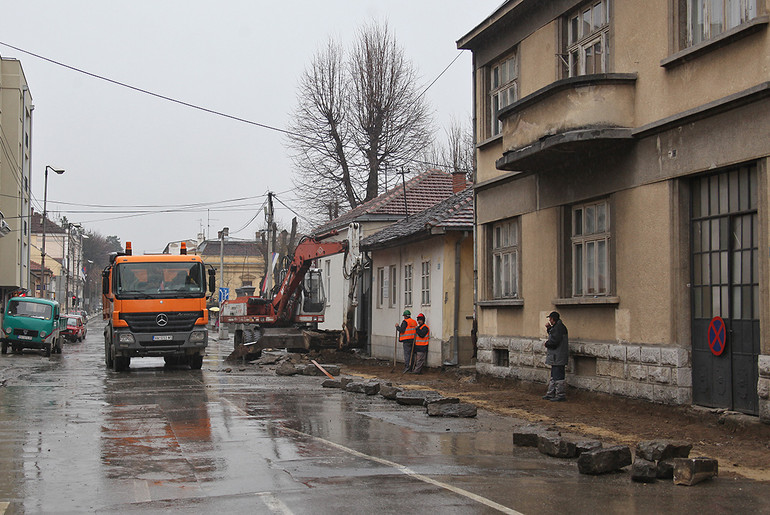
[1,297,65,356]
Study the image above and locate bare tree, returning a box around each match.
[287,21,433,220]
[420,116,475,181]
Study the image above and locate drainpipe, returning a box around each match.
[446,231,469,366]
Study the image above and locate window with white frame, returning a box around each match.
[389,265,397,307]
[324,259,331,305]
[404,263,413,307]
[377,267,385,308]
[420,261,431,306]
[490,218,520,299]
[489,52,518,137]
[572,200,610,296]
[683,0,758,47]
[564,0,610,77]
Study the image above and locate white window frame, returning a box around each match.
[389,265,397,308]
[571,200,611,296]
[685,0,758,46]
[377,267,385,308]
[404,263,413,307]
[324,259,331,306]
[420,261,431,306]
[491,218,520,299]
[489,53,518,137]
[566,0,610,77]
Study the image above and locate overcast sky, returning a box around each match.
[1,1,500,253]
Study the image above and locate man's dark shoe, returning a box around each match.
[550,397,566,402]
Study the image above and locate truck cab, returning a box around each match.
[102,243,216,371]
[1,297,65,356]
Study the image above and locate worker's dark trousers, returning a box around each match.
[402,339,415,372]
[412,349,428,373]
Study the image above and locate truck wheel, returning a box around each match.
[1,342,7,355]
[114,355,130,372]
[189,354,203,370]
[44,342,52,357]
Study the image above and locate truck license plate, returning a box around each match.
[152,335,173,341]
[18,335,32,340]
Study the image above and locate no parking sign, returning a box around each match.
[708,316,726,356]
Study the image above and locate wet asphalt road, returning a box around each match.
[0,319,767,514]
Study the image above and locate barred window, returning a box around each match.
[404,264,413,307]
[421,261,431,305]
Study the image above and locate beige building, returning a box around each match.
[195,240,265,301]
[459,0,770,421]
[0,57,33,306]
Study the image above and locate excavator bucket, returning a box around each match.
[225,327,310,362]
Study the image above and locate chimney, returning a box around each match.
[452,170,467,194]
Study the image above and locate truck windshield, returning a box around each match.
[115,262,206,298]
[7,300,53,320]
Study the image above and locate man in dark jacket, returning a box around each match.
[543,311,569,402]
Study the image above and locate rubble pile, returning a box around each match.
[513,424,718,486]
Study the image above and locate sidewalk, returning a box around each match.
[335,355,770,481]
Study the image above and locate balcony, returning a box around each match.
[496,73,637,171]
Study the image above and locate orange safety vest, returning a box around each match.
[399,317,417,341]
[415,323,430,346]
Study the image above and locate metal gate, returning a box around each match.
[691,165,759,415]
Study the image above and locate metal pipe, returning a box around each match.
[448,231,469,366]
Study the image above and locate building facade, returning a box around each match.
[195,240,265,301]
[362,187,475,368]
[0,57,33,307]
[459,0,770,421]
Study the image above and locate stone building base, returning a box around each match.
[759,355,770,423]
[476,336,692,405]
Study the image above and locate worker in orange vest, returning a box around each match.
[412,313,429,374]
[395,309,418,373]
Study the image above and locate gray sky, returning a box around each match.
[0,1,499,253]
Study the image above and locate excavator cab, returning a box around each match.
[300,268,326,314]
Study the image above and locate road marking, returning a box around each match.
[255,492,294,514]
[223,399,522,515]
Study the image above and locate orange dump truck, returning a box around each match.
[102,242,216,371]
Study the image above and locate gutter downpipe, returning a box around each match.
[447,231,469,366]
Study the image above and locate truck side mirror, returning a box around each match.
[102,269,110,295]
[208,268,216,293]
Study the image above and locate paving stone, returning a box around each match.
[577,445,633,475]
[513,425,560,448]
[538,433,577,459]
[635,440,692,461]
[427,402,477,418]
[345,381,380,395]
[575,440,603,456]
[631,458,658,483]
[395,390,442,406]
[379,384,403,400]
[425,397,460,407]
[673,457,718,486]
[321,379,342,388]
[275,362,299,376]
[656,459,675,479]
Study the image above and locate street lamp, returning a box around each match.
[40,165,64,299]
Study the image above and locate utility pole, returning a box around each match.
[264,192,274,298]
[218,226,229,340]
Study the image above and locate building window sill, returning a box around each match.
[661,16,769,68]
[477,133,503,149]
[552,296,620,306]
[477,298,524,308]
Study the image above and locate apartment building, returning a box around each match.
[0,57,33,307]
[458,0,770,421]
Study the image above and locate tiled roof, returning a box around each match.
[312,169,469,234]
[361,188,473,250]
[30,211,65,234]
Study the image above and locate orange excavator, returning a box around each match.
[221,223,361,355]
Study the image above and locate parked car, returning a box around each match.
[62,315,85,343]
[1,297,65,356]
